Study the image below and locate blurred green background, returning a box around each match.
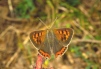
[0,0,101,69]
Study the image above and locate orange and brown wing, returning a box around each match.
[53,28,73,58]
[30,30,51,58]
[30,30,46,48]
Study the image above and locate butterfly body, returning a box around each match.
[30,28,73,58]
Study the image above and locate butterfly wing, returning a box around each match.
[30,30,51,58]
[53,28,73,58]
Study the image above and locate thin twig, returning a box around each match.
[73,20,94,39]
[72,39,101,44]
[0,26,19,38]
[6,48,21,67]
[8,0,14,17]
[35,54,43,69]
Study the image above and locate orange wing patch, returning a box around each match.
[38,50,50,58]
[32,31,46,44]
[55,47,67,58]
[54,29,70,42]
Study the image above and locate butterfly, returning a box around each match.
[30,18,73,58]
[30,27,73,58]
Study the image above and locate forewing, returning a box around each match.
[30,30,46,48]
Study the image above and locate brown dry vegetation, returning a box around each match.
[0,0,101,69]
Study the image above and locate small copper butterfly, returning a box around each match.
[30,19,74,58]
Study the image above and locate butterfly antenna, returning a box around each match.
[38,17,49,29]
[49,17,58,29]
